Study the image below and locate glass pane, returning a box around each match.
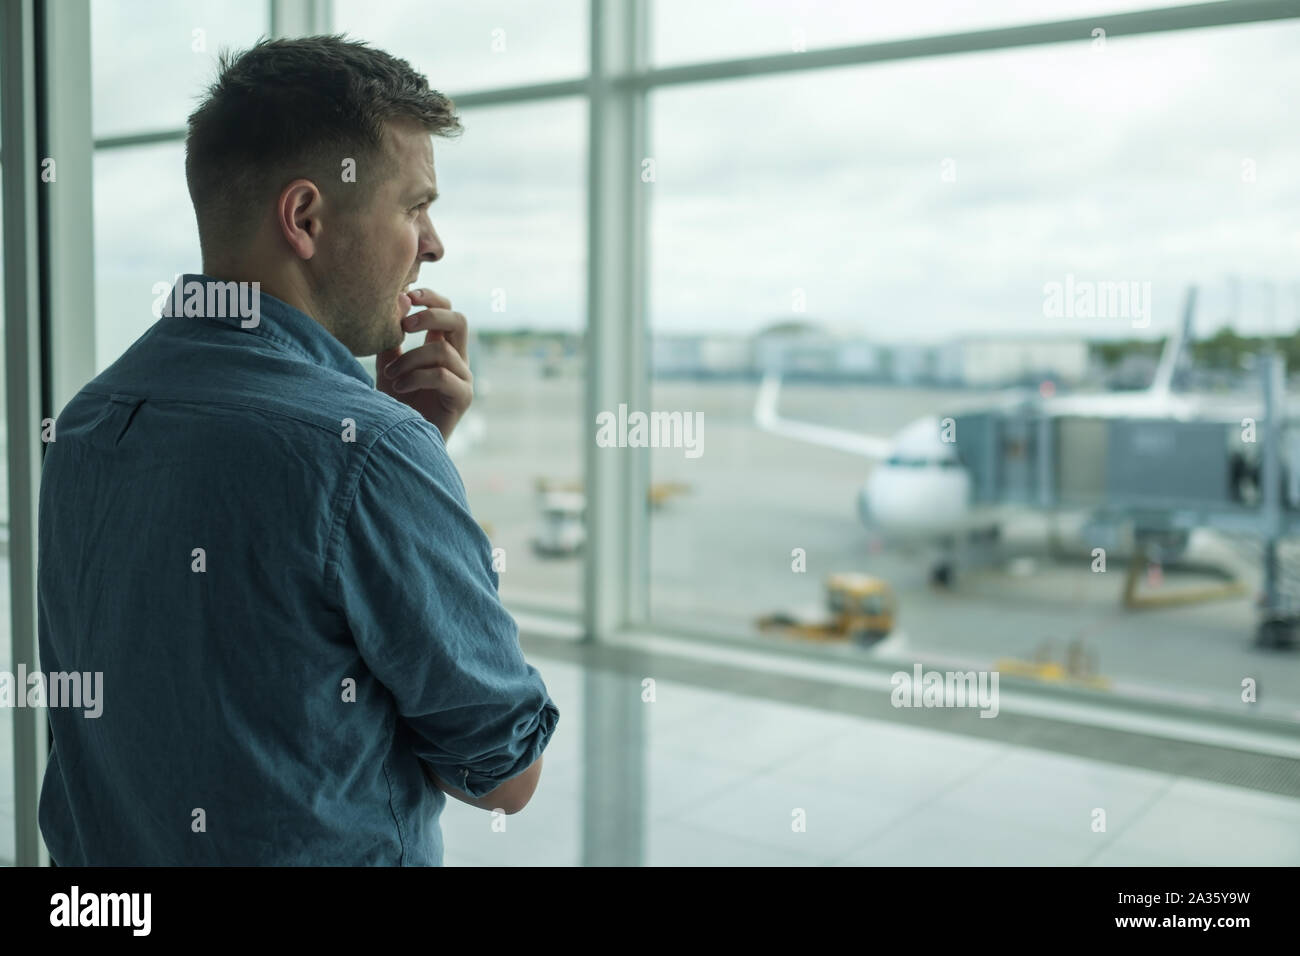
[653,0,1206,66]
[334,0,587,93]
[401,99,588,616]
[92,0,269,138]
[0,106,11,866]
[371,98,587,864]
[93,143,200,371]
[648,20,1300,719]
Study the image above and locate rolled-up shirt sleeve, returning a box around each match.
[333,417,558,799]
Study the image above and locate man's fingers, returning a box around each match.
[387,366,473,407]
[406,287,452,310]
[402,307,468,361]
[383,337,471,383]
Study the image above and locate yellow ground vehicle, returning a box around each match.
[757,573,897,645]
[995,638,1111,690]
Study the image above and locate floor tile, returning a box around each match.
[924,745,1174,839]
[1105,778,1300,865]
[769,720,1010,807]
[646,819,823,866]
[666,768,917,860]
[651,694,865,772]
[833,804,1097,866]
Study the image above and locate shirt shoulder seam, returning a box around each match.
[72,387,392,438]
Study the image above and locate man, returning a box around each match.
[37,35,557,865]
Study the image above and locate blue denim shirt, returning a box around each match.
[37,274,558,865]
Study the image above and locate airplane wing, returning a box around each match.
[754,373,894,459]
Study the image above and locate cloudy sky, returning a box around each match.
[88,0,1299,369]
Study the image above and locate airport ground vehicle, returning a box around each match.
[757,572,896,645]
[995,638,1111,690]
[532,490,586,556]
[530,478,691,558]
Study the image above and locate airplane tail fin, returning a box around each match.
[1149,286,1196,397]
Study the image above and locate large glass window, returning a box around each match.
[21,0,1300,872]
[93,143,200,371]
[0,104,11,866]
[648,20,1300,718]
[92,0,269,139]
[91,0,269,370]
[334,0,588,92]
[322,12,589,864]
[653,0,1202,66]
[411,99,588,614]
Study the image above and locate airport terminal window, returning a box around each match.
[0,134,12,866]
[334,0,587,93]
[91,0,270,370]
[651,0,1197,67]
[389,99,589,614]
[328,1,587,861]
[91,0,269,139]
[11,0,1299,871]
[647,20,1300,720]
[320,4,590,615]
[93,143,201,372]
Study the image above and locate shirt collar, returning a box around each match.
[168,273,374,387]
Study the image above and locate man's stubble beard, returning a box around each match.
[316,266,404,357]
[313,201,406,356]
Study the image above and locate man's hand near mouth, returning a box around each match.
[377,287,474,442]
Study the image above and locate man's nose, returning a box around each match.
[421,223,444,263]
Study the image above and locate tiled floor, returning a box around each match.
[441,659,1300,866]
[4,657,1297,866]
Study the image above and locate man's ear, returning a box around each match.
[276,179,324,260]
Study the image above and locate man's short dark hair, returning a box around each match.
[185,34,462,260]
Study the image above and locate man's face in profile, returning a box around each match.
[316,119,443,356]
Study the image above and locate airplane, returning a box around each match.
[752,286,1271,586]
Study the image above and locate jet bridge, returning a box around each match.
[948,354,1300,648]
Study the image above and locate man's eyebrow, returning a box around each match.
[410,188,439,205]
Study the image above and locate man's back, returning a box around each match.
[38,276,557,865]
